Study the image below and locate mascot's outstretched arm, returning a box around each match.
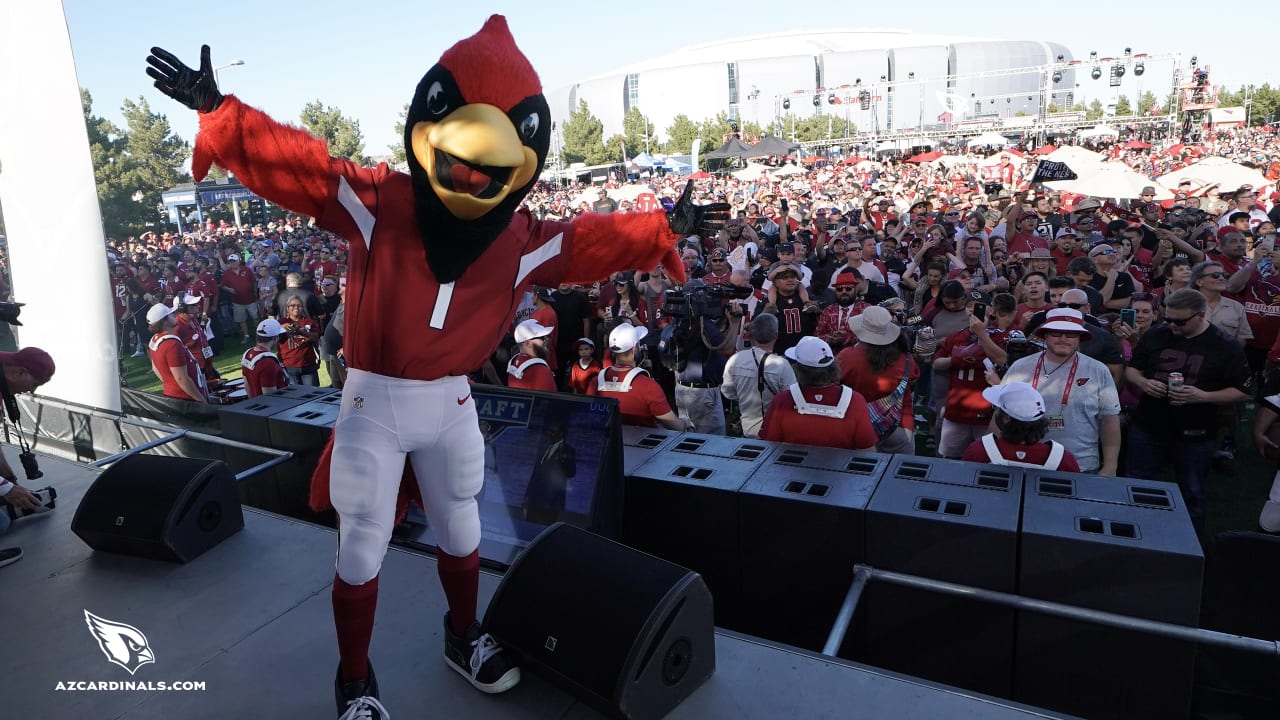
[148,45,332,218]
[558,181,729,286]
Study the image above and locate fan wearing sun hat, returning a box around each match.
[586,324,687,431]
[837,306,920,455]
[959,382,1081,471]
[759,336,878,451]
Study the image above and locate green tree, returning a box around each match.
[662,114,699,155]
[561,99,604,164]
[740,121,766,143]
[1137,90,1160,116]
[82,89,141,238]
[390,103,408,165]
[622,108,656,156]
[698,112,736,153]
[120,96,191,229]
[1086,100,1105,121]
[596,134,626,166]
[1047,103,1061,114]
[1114,96,1133,116]
[1248,84,1280,126]
[300,100,367,164]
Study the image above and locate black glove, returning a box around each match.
[667,180,731,236]
[146,45,223,114]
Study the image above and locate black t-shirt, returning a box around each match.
[1130,324,1249,434]
[551,289,593,354]
[769,292,812,353]
[1089,271,1136,306]
[592,198,619,213]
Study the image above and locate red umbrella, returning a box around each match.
[688,170,711,179]
[1123,140,1152,150]
[906,151,943,163]
[802,155,827,164]
[1030,145,1057,155]
[841,155,866,165]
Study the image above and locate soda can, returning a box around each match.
[1167,372,1184,391]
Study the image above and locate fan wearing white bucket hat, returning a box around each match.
[587,324,687,431]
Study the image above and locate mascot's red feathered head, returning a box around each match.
[404,15,551,283]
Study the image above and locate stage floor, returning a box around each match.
[0,448,1074,719]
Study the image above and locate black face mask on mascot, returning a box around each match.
[403,16,551,284]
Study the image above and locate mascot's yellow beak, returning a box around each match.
[411,104,539,221]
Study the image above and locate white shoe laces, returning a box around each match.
[469,633,502,678]
[338,695,389,720]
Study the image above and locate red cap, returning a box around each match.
[0,347,55,386]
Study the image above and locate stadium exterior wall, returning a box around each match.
[548,34,1076,154]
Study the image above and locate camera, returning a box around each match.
[660,282,753,322]
[0,301,24,326]
[18,448,42,480]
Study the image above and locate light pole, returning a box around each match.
[748,85,760,132]
[213,58,245,85]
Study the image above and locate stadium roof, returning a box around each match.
[582,29,1000,81]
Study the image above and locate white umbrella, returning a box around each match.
[770,164,806,177]
[968,131,1009,148]
[855,159,879,171]
[1156,156,1270,193]
[1077,125,1120,140]
[1044,161,1172,200]
[1044,145,1104,165]
[731,163,772,181]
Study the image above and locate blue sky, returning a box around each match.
[64,0,1270,156]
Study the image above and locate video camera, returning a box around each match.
[660,282,754,322]
[0,301,24,326]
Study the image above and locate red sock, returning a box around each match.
[332,574,379,683]
[437,549,479,635]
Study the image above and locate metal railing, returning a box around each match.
[15,394,293,482]
[822,564,1280,658]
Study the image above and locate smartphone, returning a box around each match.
[780,198,789,212]
[1120,308,1136,329]
[973,302,987,322]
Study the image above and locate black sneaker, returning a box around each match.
[443,613,520,694]
[334,660,388,720]
[0,547,21,568]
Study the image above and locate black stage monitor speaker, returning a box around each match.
[484,523,715,720]
[72,454,244,563]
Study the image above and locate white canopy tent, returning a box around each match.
[1077,125,1120,140]
[1045,161,1172,200]
[968,132,1009,148]
[1156,156,1271,193]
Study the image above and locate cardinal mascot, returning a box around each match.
[147,16,725,720]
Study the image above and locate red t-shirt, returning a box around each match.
[241,346,288,397]
[1008,233,1049,258]
[1051,248,1085,276]
[586,366,672,427]
[279,317,320,368]
[758,384,878,450]
[941,327,1009,425]
[174,314,210,362]
[568,357,602,395]
[506,354,556,392]
[960,436,1081,471]
[835,345,919,431]
[1015,301,1050,330]
[148,333,206,402]
[306,259,338,283]
[221,265,257,305]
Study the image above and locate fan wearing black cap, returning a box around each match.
[587,324,686,431]
[960,382,1081,471]
[759,336,877,451]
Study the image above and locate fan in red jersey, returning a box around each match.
[147,17,727,719]
[567,338,602,394]
[241,318,288,398]
[505,319,556,392]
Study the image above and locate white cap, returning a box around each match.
[226,253,240,261]
[146,303,175,324]
[256,318,286,337]
[982,382,1048,423]
[784,336,836,368]
[576,337,595,347]
[181,292,203,305]
[608,324,648,353]
[513,319,553,344]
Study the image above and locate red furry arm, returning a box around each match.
[561,210,686,285]
[193,95,330,219]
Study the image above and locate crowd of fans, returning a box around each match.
[99,122,1280,534]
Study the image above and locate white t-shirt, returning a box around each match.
[1001,351,1120,473]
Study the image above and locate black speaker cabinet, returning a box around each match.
[484,523,715,720]
[72,454,244,563]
